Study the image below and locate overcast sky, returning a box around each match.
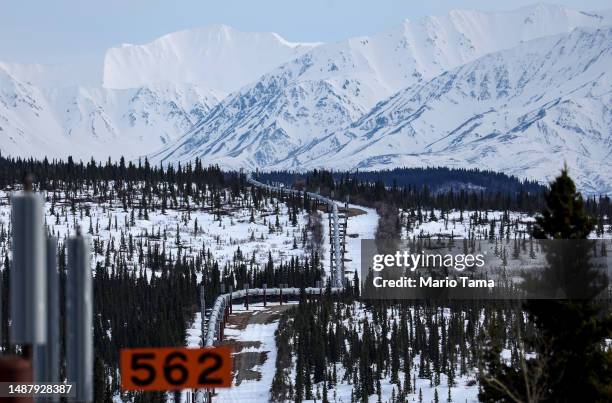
[1,0,610,64]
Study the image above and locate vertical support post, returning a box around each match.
[10,188,47,347]
[0,179,47,391]
[34,237,59,388]
[66,233,93,403]
[216,310,221,342]
[197,281,210,403]
[0,270,2,350]
[244,283,249,311]
[46,236,59,384]
[331,202,342,288]
[220,284,227,324]
[200,283,206,345]
[341,198,349,275]
[328,205,334,287]
[279,284,283,306]
[262,283,267,307]
[228,286,233,314]
[218,299,224,342]
[224,301,228,323]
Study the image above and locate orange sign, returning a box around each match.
[120,347,232,390]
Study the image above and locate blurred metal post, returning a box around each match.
[200,283,205,343]
[228,285,233,314]
[279,284,283,306]
[218,297,225,341]
[66,234,93,402]
[244,283,249,310]
[34,237,60,392]
[332,203,342,288]
[219,284,227,322]
[0,270,2,347]
[262,284,267,307]
[10,189,47,346]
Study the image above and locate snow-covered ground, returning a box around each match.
[6,181,609,403]
[315,370,478,403]
[281,302,480,403]
[0,187,312,280]
[345,204,378,275]
[336,303,481,403]
[186,312,203,348]
[403,209,535,240]
[403,209,612,240]
[204,294,480,403]
[182,304,292,403]
[178,199,379,402]
[215,303,296,402]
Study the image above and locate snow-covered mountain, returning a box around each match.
[0,65,219,159]
[0,25,320,160]
[299,27,612,194]
[1,4,611,192]
[152,4,612,194]
[103,25,320,95]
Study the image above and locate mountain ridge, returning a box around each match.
[1,4,611,193]
[151,5,611,193]
[153,25,612,193]
[103,24,320,95]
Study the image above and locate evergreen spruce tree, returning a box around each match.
[93,356,106,402]
[480,168,612,402]
[525,168,611,401]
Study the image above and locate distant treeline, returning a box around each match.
[257,167,545,194]
[0,154,609,218]
[257,167,611,219]
[0,154,227,189]
[256,168,547,213]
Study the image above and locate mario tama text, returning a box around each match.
[359,238,612,300]
[373,275,494,289]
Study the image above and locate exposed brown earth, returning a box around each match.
[221,304,295,385]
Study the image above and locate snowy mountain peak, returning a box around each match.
[2,4,611,194]
[150,6,612,194]
[300,26,612,193]
[102,25,320,94]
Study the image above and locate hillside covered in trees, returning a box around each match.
[0,154,610,402]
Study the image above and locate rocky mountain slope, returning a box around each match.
[152,5,611,192]
[1,4,611,192]
[300,27,612,194]
[0,26,317,159]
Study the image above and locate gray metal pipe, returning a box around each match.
[10,191,47,345]
[66,235,93,402]
[246,174,346,287]
[203,286,341,347]
[34,237,60,387]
